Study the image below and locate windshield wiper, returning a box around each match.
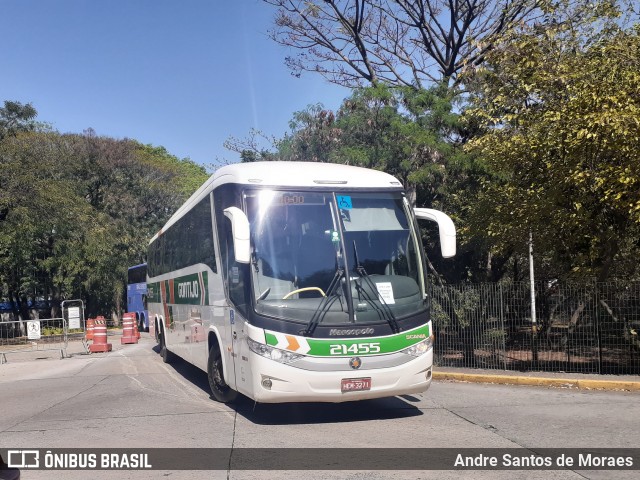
[352,241,400,334]
[301,267,344,337]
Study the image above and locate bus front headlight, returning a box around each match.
[401,335,434,357]
[247,337,304,364]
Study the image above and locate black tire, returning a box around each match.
[160,331,174,364]
[207,344,238,403]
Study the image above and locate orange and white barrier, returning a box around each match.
[89,317,112,353]
[85,317,95,341]
[121,313,138,345]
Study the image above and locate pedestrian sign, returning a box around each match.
[27,320,41,340]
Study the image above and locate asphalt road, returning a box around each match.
[1,335,638,480]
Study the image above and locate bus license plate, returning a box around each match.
[341,377,371,392]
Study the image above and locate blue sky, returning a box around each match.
[1,0,350,167]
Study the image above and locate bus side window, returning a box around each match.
[221,216,249,317]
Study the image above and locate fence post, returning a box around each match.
[595,283,602,374]
[499,283,507,370]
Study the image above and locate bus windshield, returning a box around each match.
[246,190,426,327]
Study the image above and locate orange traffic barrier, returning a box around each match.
[89,317,112,353]
[85,317,95,341]
[131,314,141,339]
[121,313,138,345]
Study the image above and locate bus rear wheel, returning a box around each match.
[207,345,238,403]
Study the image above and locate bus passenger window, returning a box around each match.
[222,217,249,316]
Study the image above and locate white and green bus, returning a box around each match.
[147,162,455,403]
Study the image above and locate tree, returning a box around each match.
[0,100,38,141]
[0,114,209,320]
[0,131,95,321]
[465,17,640,282]
[264,0,540,87]
[223,129,281,163]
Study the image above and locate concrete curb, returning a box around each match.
[432,371,640,391]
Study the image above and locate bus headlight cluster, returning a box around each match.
[247,337,304,364]
[401,335,434,357]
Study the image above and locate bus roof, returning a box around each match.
[127,263,147,271]
[214,161,402,188]
[151,162,404,244]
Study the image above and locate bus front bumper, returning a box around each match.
[245,349,433,403]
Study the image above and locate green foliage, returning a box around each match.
[41,326,64,336]
[0,119,209,318]
[0,100,38,141]
[465,16,640,281]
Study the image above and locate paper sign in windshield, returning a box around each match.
[375,282,396,304]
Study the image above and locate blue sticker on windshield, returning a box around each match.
[336,195,352,209]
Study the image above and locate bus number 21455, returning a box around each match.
[329,343,381,355]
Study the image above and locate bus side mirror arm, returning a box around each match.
[223,207,251,264]
[413,208,457,258]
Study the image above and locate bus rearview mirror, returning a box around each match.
[413,208,456,258]
[223,207,251,264]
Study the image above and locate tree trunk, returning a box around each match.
[405,182,417,207]
[567,301,585,334]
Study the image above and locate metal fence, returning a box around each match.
[430,281,640,375]
[0,300,87,363]
[0,317,69,363]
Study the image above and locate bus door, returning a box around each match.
[225,259,251,390]
[214,187,253,392]
[218,216,252,390]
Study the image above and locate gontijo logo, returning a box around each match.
[177,280,199,299]
[148,272,209,306]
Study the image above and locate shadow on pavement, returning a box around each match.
[151,345,424,425]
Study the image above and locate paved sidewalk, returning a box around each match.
[0,329,129,363]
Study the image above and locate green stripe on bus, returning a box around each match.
[265,324,430,357]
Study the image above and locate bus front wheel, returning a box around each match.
[207,345,238,403]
